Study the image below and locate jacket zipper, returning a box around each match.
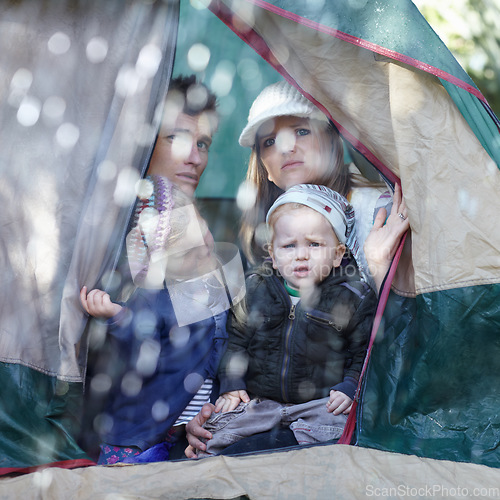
[280,304,295,402]
[274,277,297,402]
[305,312,342,331]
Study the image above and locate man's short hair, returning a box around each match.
[168,74,217,116]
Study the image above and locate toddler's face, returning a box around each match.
[269,207,345,292]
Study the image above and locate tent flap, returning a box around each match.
[209,0,500,469]
[0,0,178,472]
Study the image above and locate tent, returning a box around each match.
[0,0,499,495]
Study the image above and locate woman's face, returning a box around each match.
[257,116,332,190]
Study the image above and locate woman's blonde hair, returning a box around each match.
[239,120,349,264]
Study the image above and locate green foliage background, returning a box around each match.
[415,0,500,117]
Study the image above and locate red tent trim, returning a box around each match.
[0,458,96,477]
[243,0,487,103]
[338,231,408,445]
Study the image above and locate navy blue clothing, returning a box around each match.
[101,286,227,451]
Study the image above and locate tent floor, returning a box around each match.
[2,444,499,499]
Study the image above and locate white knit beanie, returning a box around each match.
[239,81,328,148]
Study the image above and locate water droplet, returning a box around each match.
[86,36,108,63]
[187,43,210,72]
[136,44,162,79]
[17,96,41,126]
[48,32,71,55]
[55,122,80,149]
[43,95,66,125]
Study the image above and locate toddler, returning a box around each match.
[198,183,376,456]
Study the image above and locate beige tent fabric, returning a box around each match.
[2,445,500,499]
[229,1,500,296]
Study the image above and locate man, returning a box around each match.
[142,76,224,460]
[147,74,218,197]
[81,76,219,461]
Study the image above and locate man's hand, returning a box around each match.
[184,403,215,458]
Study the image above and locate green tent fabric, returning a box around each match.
[357,286,500,467]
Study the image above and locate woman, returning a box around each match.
[238,80,387,285]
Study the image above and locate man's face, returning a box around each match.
[147,111,214,197]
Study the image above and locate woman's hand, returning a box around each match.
[364,183,410,292]
[80,286,122,319]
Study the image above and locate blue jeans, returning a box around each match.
[199,397,347,457]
